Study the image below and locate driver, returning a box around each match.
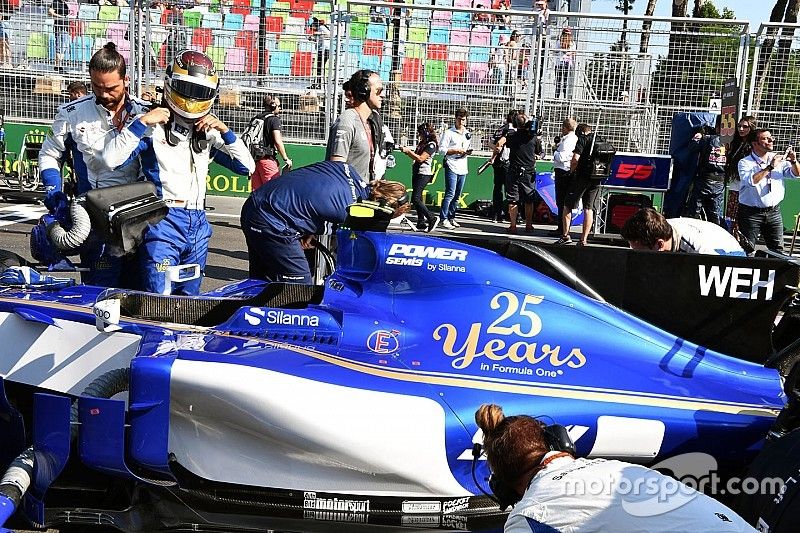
[621,208,745,256]
[102,50,254,295]
[475,403,756,532]
[240,161,409,284]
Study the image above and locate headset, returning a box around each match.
[352,69,377,102]
[472,420,575,511]
[264,95,279,112]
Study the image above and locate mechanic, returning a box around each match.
[38,42,151,287]
[620,207,745,256]
[488,109,519,224]
[67,81,88,101]
[494,112,543,234]
[687,115,726,225]
[240,161,409,284]
[249,94,292,191]
[737,128,800,253]
[327,69,386,182]
[557,123,601,246]
[102,50,254,295]
[475,403,757,532]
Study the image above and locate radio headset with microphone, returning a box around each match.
[472,421,575,511]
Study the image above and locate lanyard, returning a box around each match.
[360,114,374,179]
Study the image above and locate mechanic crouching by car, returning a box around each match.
[475,403,757,532]
[38,43,151,287]
[240,161,409,284]
[621,207,745,256]
[101,50,254,295]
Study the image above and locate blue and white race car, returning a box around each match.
[0,227,792,532]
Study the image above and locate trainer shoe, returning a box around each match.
[441,219,455,230]
[555,235,573,245]
[427,217,440,233]
[450,219,461,228]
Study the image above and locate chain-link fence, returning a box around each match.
[6,1,800,158]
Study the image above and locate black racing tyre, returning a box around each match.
[69,368,131,441]
[0,249,27,273]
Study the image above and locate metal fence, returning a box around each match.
[3,2,799,157]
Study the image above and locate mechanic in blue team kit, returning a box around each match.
[38,42,151,287]
[737,128,800,253]
[102,50,254,295]
[475,403,757,533]
[688,116,726,225]
[621,208,745,255]
[439,107,472,229]
[240,161,409,283]
[400,122,439,232]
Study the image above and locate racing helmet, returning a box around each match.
[163,50,219,120]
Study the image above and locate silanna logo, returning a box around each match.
[386,243,468,267]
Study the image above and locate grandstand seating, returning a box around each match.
[16,0,504,88]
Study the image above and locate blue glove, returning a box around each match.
[44,190,68,213]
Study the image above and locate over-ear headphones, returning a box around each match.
[353,69,376,102]
[473,421,575,511]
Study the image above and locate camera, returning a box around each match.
[526,117,542,136]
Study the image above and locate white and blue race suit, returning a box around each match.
[102,116,254,295]
[38,94,151,287]
[506,454,756,533]
[667,217,746,256]
[241,161,369,284]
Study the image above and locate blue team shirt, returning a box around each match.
[246,161,370,237]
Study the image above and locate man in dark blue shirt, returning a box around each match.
[240,161,409,283]
[688,117,726,225]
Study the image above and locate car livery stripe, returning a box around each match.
[1,297,779,418]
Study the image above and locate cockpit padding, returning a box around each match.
[113,282,324,327]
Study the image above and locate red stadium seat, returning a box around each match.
[191,27,213,49]
[447,60,467,83]
[363,39,382,56]
[401,57,422,81]
[265,16,284,34]
[231,0,251,16]
[291,50,313,76]
[427,44,447,61]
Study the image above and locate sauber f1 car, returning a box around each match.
[0,228,795,532]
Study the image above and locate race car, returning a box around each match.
[0,228,789,532]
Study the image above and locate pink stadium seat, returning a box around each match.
[450,30,470,45]
[243,14,259,31]
[468,62,489,83]
[471,29,491,46]
[431,10,451,26]
[225,47,246,71]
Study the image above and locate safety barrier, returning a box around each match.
[0,3,796,158]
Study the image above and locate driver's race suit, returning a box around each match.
[506,454,756,532]
[101,117,254,294]
[38,94,150,286]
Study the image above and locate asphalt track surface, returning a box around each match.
[0,193,611,290]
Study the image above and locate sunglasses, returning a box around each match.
[760,137,776,143]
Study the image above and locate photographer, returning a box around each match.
[495,112,542,234]
[488,109,519,224]
[475,403,756,532]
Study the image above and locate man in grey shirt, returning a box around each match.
[326,69,385,182]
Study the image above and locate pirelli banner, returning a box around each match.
[605,152,673,191]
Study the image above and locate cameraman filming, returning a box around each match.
[495,112,543,234]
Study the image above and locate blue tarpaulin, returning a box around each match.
[663,112,718,218]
